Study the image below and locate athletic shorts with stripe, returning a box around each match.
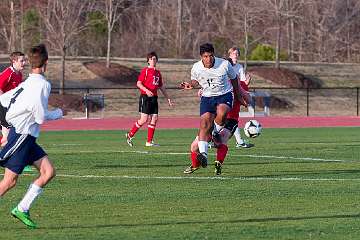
[199,91,233,116]
[139,94,158,114]
[0,127,46,174]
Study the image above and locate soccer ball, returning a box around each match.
[244,120,262,138]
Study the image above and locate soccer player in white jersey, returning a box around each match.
[228,47,254,149]
[0,44,63,229]
[180,43,248,168]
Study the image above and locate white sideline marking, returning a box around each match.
[73,150,346,162]
[55,174,360,181]
[0,173,358,181]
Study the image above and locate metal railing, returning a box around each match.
[51,87,360,118]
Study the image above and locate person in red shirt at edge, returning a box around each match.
[0,51,26,147]
[125,51,174,147]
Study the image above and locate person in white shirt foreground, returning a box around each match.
[0,44,63,229]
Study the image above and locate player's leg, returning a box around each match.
[146,114,159,146]
[214,126,232,175]
[198,112,215,168]
[12,142,53,229]
[0,168,18,196]
[146,96,159,146]
[184,136,202,174]
[212,92,233,141]
[1,126,10,147]
[234,121,254,148]
[126,95,149,146]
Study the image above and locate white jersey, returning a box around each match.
[0,73,62,137]
[191,57,237,97]
[232,63,246,82]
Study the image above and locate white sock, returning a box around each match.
[234,126,244,144]
[198,141,209,156]
[214,121,224,133]
[18,184,43,212]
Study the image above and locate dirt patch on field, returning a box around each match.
[49,94,84,112]
[249,67,322,88]
[83,61,138,86]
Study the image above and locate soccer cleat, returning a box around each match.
[183,165,200,174]
[22,165,33,173]
[11,207,37,229]
[214,161,222,175]
[236,142,254,148]
[196,152,208,168]
[145,141,160,147]
[125,133,133,147]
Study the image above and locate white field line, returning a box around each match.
[1,173,359,181]
[54,174,360,181]
[72,150,346,163]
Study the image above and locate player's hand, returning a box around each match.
[238,90,250,107]
[197,89,203,97]
[180,82,193,90]
[245,72,252,83]
[146,90,154,97]
[168,98,174,107]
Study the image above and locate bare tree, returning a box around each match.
[39,0,95,94]
[0,0,17,52]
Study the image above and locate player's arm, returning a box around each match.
[180,80,199,90]
[0,69,11,94]
[33,83,52,124]
[159,85,174,106]
[136,81,153,97]
[243,72,251,86]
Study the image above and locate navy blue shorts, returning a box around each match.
[0,128,46,174]
[200,91,233,116]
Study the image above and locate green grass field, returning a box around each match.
[1,127,360,239]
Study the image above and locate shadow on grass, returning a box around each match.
[40,212,360,230]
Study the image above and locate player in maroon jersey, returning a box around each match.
[0,51,26,147]
[125,51,174,147]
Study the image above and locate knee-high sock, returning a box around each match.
[18,184,43,213]
[129,121,142,137]
[191,152,201,168]
[233,126,244,144]
[198,141,208,156]
[216,144,228,164]
[147,123,156,143]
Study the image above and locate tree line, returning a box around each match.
[1,0,359,77]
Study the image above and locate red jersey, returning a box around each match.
[227,80,250,120]
[0,66,23,93]
[227,99,241,120]
[138,67,163,96]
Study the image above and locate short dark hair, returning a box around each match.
[146,51,158,62]
[200,43,214,55]
[28,44,48,68]
[10,51,25,63]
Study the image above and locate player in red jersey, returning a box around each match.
[227,47,254,148]
[0,51,26,147]
[125,51,174,147]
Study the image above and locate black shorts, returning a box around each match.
[0,104,10,128]
[224,118,238,135]
[139,95,158,114]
